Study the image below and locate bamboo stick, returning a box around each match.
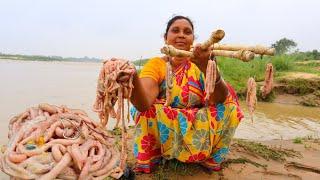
[200,29,225,50]
[211,50,254,62]
[213,44,275,56]
[161,45,255,62]
[161,45,193,58]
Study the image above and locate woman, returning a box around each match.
[128,15,243,173]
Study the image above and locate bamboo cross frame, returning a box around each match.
[160,29,275,62]
[161,45,255,62]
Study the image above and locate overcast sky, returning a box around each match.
[0,0,319,60]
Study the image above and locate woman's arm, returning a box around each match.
[196,62,229,105]
[193,44,229,105]
[130,73,159,112]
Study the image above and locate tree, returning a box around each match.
[311,49,320,60]
[271,38,297,55]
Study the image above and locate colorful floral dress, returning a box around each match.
[130,57,244,173]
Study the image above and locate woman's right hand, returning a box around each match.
[191,44,215,74]
[117,67,136,82]
[193,43,212,63]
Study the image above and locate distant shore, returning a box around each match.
[0,54,102,63]
[0,53,150,65]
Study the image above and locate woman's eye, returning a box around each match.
[171,28,179,33]
[184,29,193,35]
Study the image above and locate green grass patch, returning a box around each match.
[278,78,318,95]
[152,159,201,180]
[132,58,149,66]
[292,66,320,75]
[293,137,303,144]
[111,127,122,136]
[217,57,267,92]
[222,157,267,169]
[234,139,301,161]
[300,95,320,107]
[218,55,295,93]
[271,55,294,71]
[257,89,276,102]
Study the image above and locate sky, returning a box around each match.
[0,0,319,60]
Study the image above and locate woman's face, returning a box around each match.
[165,19,194,51]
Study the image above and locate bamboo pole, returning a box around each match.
[161,45,192,58]
[200,29,225,50]
[212,50,254,62]
[160,28,274,61]
[213,44,275,56]
[161,45,255,62]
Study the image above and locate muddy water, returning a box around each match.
[237,102,320,140]
[0,60,319,145]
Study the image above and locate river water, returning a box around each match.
[0,60,319,145]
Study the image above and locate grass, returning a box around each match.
[257,89,276,102]
[222,157,267,169]
[142,139,303,179]
[217,56,267,92]
[217,55,297,93]
[293,137,303,144]
[234,139,301,161]
[111,127,123,135]
[292,65,320,75]
[278,78,319,95]
[152,159,200,180]
[132,58,149,66]
[300,95,320,107]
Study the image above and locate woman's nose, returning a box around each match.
[177,31,185,38]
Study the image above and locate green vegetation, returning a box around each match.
[132,139,302,180]
[292,50,320,61]
[257,89,276,102]
[0,52,101,62]
[222,157,267,169]
[301,93,320,107]
[278,78,319,95]
[293,137,303,144]
[219,53,319,102]
[132,58,149,66]
[152,159,200,180]
[271,38,297,55]
[217,54,298,93]
[234,139,301,161]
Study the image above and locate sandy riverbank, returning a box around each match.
[121,128,320,180]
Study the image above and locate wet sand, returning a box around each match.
[124,129,320,180]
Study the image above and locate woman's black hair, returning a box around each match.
[164,15,194,39]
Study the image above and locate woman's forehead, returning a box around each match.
[170,19,193,29]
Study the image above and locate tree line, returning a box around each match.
[271,38,320,60]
